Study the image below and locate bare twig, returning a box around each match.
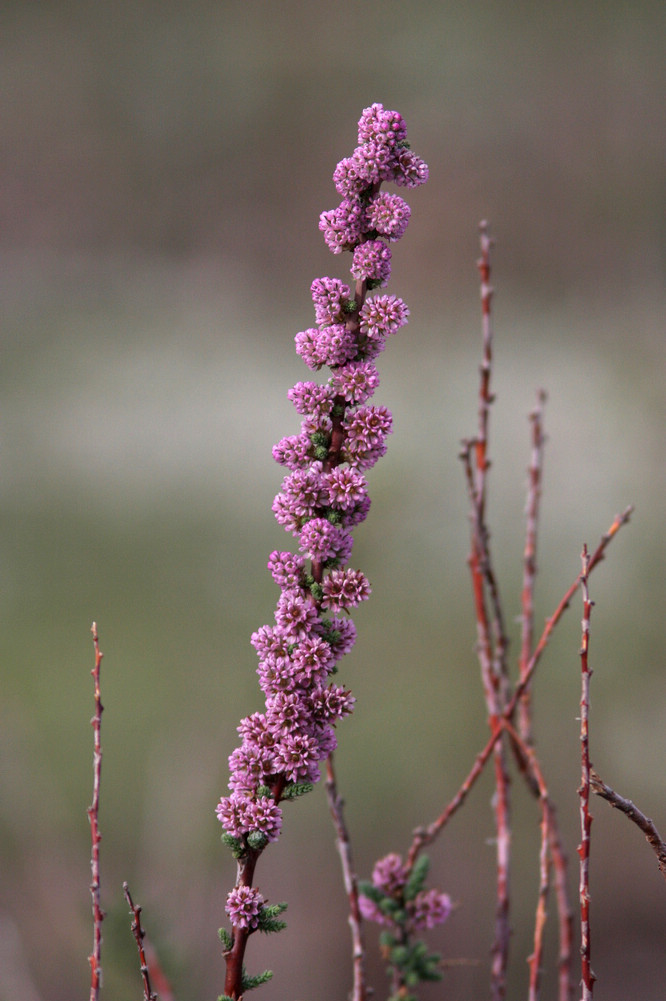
[549,823,576,1001]
[123,883,159,1001]
[88,622,104,1001]
[590,770,666,882]
[508,506,633,712]
[462,221,512,1000]
[578,548,595,1000]
[518,390,547,743]
[503,719,574,1001]
[325,755,370,1001]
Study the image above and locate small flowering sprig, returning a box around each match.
[358,854,452,1001]
[216,104,428,1000]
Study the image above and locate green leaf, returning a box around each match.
[240,968,274,992]
[246,830,269,851]
[220,832,246,859]
[404,854,430,901]
[357,880,383,904]
[218,927,233,951]
[280,782,314,800]
[257,901,288,934]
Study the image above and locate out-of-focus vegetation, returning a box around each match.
[1,3,664,999]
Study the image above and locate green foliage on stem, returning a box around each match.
[380,932,443,995]
[218,927,233,952]
[221,832,245,859]
[357,880,405,924]
[404,854,430,901]
[241,967,274,991]
[257,901,288,934]
[317,618,342,646]
[280,781,314,800]
[246,830,269,850]
[360,855,444,1000]
[217,967,273,1001]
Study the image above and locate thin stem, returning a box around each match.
[406,722,503,868]
[404,508,632,995]
[578,547,595,1000]
[508,507,633,717]
[87,622,104,1001]
[406,508,632,865]
[590,770,666,882]
[223,848,261,999]
[474,219,495,527]
[549,824,576,1001]
[325,755,369,1001]
[465,221,511,1000]
[518,390,547,743]
[123,882,159,1001]
[503,720,574,1001]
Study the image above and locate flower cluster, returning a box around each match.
[217,105,427,965]
[319,102,428,284]
[359,853,452,934]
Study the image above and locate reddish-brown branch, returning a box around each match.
[474,219,495,525]
[465,222,512,999]
[507,506,633,717]
[518,390,547,743]
[590,770,666,882]
[549,822,576,1001]
[404,508,632,997]
[87,622,104,1001]
[123,882,159,1001]
[325,755,369,1001]
[223,848,261,999]
[406,723,504,868]
[490,746,511,1001]
[503,720,574,1001]
[578,548,595,1000]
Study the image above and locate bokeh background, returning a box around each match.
[2,2,665,999]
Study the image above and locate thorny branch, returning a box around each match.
[88,622,104,1001]
[578,547,595,1000]
[590,770,666,882]
[123,883,159,1001]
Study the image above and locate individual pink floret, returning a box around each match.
[225,885,264,930]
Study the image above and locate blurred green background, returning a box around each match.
[2,2,665,999]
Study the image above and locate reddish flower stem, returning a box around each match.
[87,622,104,1001]
[223,848,261,999]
